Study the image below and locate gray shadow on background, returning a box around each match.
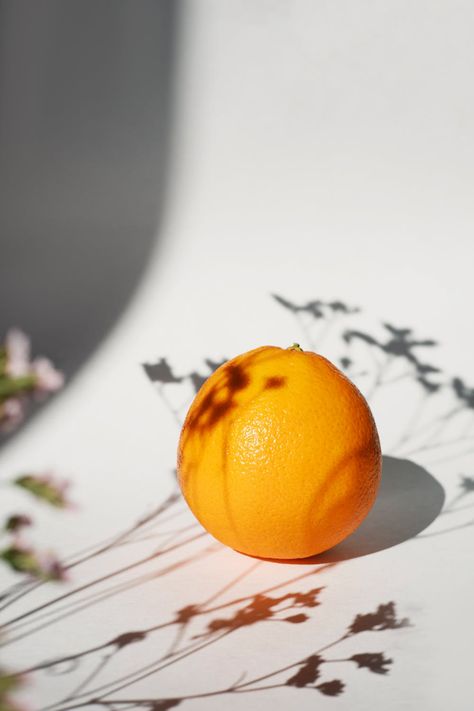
[0,1,178,385]
[300,455,445,563]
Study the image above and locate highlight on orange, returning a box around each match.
[177,344,381,559]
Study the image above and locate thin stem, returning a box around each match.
[157,383,182,426]
[56,653,113,707]
[16,559,325,677]
[1,532,206,630]
[0,491,181,614]
[75,630,234,702]
[425,444,474,465]
[417,519,474,539]
[235,633,348,691]
[295,313,316,350]
[400,434,474,457]
[441,501,474,516]
[314,314,338,350]
[406,405,463,441]
[365,355,393,401]
[389,393,429,453]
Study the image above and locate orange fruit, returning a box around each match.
[177,344,381,559]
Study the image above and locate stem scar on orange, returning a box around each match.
[177,344,381,559]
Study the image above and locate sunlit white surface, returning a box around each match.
[1,2,473,710]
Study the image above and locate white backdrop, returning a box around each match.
[1,2,473,710]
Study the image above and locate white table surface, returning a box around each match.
[1,2,473,709]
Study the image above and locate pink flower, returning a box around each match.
[0,398,25,432]
[36,551,67,581]
[14,472,73,509]
[5,514,33,533]
[31,358,64,394]
[1,541,67,581]
[5,329,31,377]
[1,329,64,432]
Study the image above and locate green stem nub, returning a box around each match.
[287,343,303,352]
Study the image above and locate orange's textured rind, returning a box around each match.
[177,346,381,559]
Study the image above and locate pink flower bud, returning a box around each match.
[5,329,31,377]
[0,398,25,432]
[31,358,64,393]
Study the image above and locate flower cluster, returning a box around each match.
[14,473,72,509]
[0,473,71,581]
[0,329,64,432]
[0,543,66,582]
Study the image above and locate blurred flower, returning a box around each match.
[5,514,33,534]
[0,543,66,581]
[1,472,72,584]
[0,328,64,433]
[31,357,64,394]
[5,329,30,378]
[0,543,39,576]
[36,551,67,581]
[0,398,25,432]
[14,474,72,509]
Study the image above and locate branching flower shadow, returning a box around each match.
[2,292,471,710]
